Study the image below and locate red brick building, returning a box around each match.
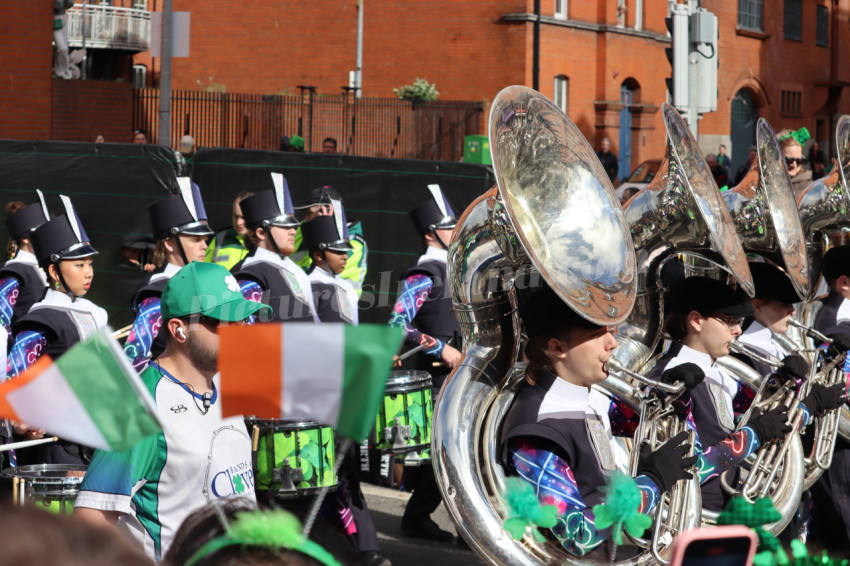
[132,0,850,175]
[4,0,850,175]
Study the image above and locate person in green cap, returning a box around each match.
[75,261,272,562]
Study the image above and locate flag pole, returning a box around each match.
[302,438,352,538]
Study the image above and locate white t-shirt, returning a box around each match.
[75,363,255,561]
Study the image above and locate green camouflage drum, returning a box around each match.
[247,419,337,498]
[374,371,433,457]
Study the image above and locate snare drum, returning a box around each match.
[246,419,337,499]
[2,464,87,514]
[375,371,433,457]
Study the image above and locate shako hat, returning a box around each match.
[5,189,50,241]
[749,262,801,304]
[409,184,457,237]
[31,195,98,265]
[241,172,299,230]
[517,271,603,338]
[299,185,343,209]
[821,246,850,280]
[301,199,353,254]
[667,276,754,318]
[149,177,214,240]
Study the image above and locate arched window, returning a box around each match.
[554,75,568,113]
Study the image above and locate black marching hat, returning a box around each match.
[30,195,98,265]
[821,246,850,280]
[517,272,602,338]
[301,199,353,254]
[241,172,299,229]
[667,276,754,318]
[409,184,457,237]
[298,185,343,209]
[749,262,801,304]
[5,189,50,241]
[149,177,214,240]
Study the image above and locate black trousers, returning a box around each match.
[810,442,850,552]
[402,462,442,522]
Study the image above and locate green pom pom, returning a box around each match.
[500,477,560,540]
[591,471,650,545]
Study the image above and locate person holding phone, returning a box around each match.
[500,280,700,558]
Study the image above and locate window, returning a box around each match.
[738,0,763,32]
[132,64,147,89]
[554,0,567,20]
[133,0,148,9]
[554,75,568,114]
[817,4,829,46]
[784,0,802,41]
[780,89,802,116]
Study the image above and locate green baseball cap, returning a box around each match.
[161,261,272,322]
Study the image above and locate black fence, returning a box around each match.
[133,89,484,161]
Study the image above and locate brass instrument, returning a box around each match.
[431,86,641,565]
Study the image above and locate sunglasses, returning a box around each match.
[785,157,804,166]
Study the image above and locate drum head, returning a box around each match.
[386,370,432,393]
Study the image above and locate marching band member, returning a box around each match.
[733,262,845,540]
[301,200,358,325]
[389,185,461,542]
[292,186,369,297]
[7,196,106,465]
[500,280,699,558]
[0,192,50,334]
[123,179,213,369]
[75,262,268,562]
[810,246,850,552]
[234,173,318,323]
[651,276,803,513]
[302,204,391,566]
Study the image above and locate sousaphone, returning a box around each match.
[431,86,639,565]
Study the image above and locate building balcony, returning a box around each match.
[67,4,150,52]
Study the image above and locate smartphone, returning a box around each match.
[669,526,758,566]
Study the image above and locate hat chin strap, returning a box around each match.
[264,223,286,260]
[170,231,190,266]
[54,262,79,300]
[429,226,449,251]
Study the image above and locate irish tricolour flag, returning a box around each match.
[0,328,162,451]
[219,323,404,442]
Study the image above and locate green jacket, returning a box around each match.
[293,220,368,296]
[204,227,249,271]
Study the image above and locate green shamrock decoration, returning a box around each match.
[591,471,652,545]
[501,477,559,543]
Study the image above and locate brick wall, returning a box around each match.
[52,80,134,143]
[0,1,53,140]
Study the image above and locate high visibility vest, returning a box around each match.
[204,228,249,271]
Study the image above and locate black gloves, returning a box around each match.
[802,383,847,416]
[828,332,850,353]
[661,363,705,391]
[774,355,810,383]
[747,406,792,444]
[636,430,698,494]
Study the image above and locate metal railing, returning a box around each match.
[67,3,150,51]
[133,89,484,161]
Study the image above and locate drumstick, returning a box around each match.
[398,343,428,362]
[251,425,260,452]
[0,437,59,453]
[112,324,134,340]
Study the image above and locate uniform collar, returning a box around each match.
[419,246,448,264]
[163,262,181,277]
[7,250,38,266]
[310,265,336,282]
[538,370,592,417]
[671,343,714,370]
[254,246,285,265]
[738,320,780,358]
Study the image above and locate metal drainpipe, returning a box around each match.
[533,0,540,91]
